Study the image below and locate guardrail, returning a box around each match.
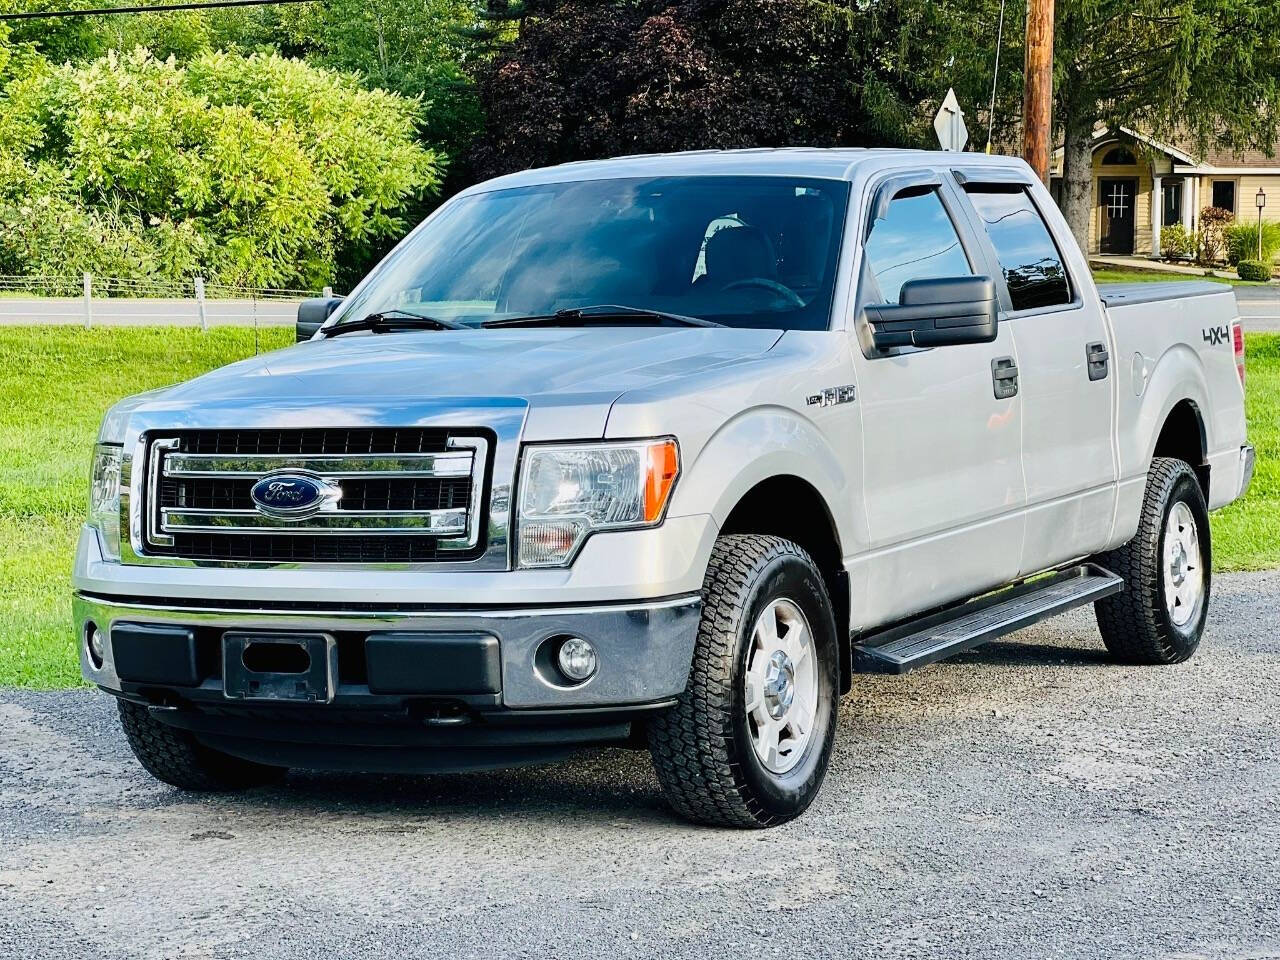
[0,274,335,329]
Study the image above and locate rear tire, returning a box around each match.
[117,699,287,791]
[1094,458,1211,664]
[647,534,839,828]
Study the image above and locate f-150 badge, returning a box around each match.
[807,385,856,407]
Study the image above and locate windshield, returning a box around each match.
[333,175,850,331]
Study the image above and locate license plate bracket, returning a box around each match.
[222,632,337,703]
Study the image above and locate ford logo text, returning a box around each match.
[249,472,342,520]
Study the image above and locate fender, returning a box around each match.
[1132,343,1211,473]
[668,404,865,561]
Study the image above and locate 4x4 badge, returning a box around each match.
[1203,324,1230,346]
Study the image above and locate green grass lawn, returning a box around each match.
[1091,267,1270,286]
[0,326,291,688]
[0,326,1276,688]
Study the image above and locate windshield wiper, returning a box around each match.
[482,304,724,329]
[323,308,465,337]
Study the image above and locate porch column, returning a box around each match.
[1182,177,1193,230]
[1151,175,1163,257]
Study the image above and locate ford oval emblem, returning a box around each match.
[250,472,340,520]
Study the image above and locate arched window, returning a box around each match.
[1101,146,1137,166]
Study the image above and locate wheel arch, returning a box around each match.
[720,475,852,693]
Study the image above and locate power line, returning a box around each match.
[0,0,316,21]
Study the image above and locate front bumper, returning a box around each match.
[76,591,701,771]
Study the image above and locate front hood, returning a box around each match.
[115,327,782,440]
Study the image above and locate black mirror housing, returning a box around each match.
[865,276,998,350]
[296,297,345,342]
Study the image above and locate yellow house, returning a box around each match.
[1050,127,1280,257]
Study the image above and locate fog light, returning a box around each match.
[556,637,598,682]
[86,624,105,670]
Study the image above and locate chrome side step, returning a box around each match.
[852,564,1123,675]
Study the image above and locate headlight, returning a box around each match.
[89,443,123,562]
[516,438,679,568]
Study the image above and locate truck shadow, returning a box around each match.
[949,638,1115,668]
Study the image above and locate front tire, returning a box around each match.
[117,699,287,791]
[647,535,839,828]
[1094,457,1211,664]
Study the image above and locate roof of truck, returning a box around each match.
[462,148,1034,193]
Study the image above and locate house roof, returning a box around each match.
[1060,126,1280,174]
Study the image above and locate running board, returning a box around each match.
[852,564,1123,675]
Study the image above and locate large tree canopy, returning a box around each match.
[1052,0,1280,249]
[466,0,1009,180]
[0,48,442,288]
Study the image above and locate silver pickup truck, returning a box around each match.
[76,149,1253,827]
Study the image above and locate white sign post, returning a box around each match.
[934,89,969,152]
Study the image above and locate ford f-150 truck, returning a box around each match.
[76,149,1254,827]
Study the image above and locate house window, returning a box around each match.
[1101,146,1137,166]
[1212,180,1237,213]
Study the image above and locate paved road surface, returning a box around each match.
[0,297,297,327]
[1232,284,1280,332]
[2,571,1277,959]
[2,285,1280,332]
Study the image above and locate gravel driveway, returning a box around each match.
[3,571,1278,959]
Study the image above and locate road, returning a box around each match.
[2,571,1278,959]
[1232,284,1280,332]
[1,284,1279,333]
[0,297,297,327]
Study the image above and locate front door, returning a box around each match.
[849,178,1026,629]
[1099,178,1137,254]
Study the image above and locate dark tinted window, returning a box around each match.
[966,187,1072,311]
[863,189,973,304]
[335,176,851,331]
[1212,180,1236,213]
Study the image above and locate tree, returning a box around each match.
[469,0,937,179]
[0,48,442,288]
[1054,0,1280,251]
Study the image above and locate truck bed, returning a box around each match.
[1096,280,1224,307]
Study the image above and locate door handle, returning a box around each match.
[1086,341,1110,381]
[991,356,1019,399]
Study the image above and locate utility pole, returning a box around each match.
[1022,0,1055,184]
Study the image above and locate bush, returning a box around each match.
[1198,206,1235,264]
[0,49,443,290]
[1237,259,1274,281]
[1161,223,1196,260]
[1226,221,1280,265]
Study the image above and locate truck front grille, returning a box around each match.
[141,429,490,564]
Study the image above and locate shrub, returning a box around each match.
[1237,259,1274,281]
[1226,221,1280,265]
[0,49,443,290]
[1160,223,1196,260]
[1197,206,1235,264]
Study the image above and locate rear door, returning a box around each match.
[955,175,1118,575]
[848,172,1026,627]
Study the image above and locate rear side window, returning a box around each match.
[965,187,1072,311]
[863,188,973,304]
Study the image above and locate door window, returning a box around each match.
[863,188,973,304]
[965,187,1072,311]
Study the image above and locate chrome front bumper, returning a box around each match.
[75,592,701,710]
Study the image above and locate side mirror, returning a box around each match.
[296,297,345,342]
[865,276,998,350]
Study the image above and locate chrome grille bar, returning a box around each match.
[162,452,474,479]
[160,508,468,535]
